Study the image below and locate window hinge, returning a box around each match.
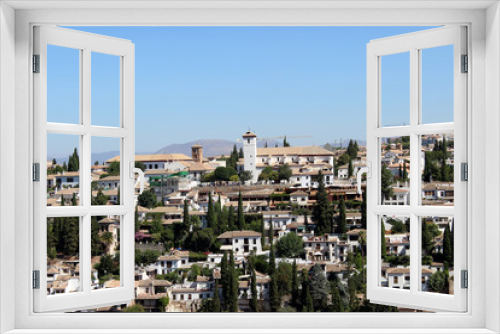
[461,54,468,73]
[33,163,40,182]
[461,162,468,181]
[33,270,40,289]
[33,54,40,73]
[461,270,468,289]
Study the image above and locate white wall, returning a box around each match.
[0,3,16,333]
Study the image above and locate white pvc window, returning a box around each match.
[33,26,135,312]
[366,26,467,312]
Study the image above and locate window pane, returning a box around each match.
[421,216,454,295]
[380,215,410,290]
[92,215,121,291]
[47,45,80,124]
[421,45,454,124]
[47,133,80,206]
[91,137,121,205]
[381,137,410,205]
[381,52,410,127]
[91,52,121,127]
[421,134,454,206]
[47,216,81,295]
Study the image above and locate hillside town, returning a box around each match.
[46,131,455,312]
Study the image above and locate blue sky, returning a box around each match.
[47,26,453,156]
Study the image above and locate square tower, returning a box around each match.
[242,131,258,182]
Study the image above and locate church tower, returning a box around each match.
[191,144,203,164]
[242,131,258,182]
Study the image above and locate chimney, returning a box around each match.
[191,144,203,164]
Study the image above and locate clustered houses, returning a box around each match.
[46,132,453,312]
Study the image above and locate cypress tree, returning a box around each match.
[213,280,221,312]
[229,251,239,312]
[207,192,216,230]
[220,206,229,233]
[269,272,280,311]
[228,205,236,231]
[381,219,386,260]
[183,199,190,226]
[71,192,77,206]
[239,147,244,159]
[304,211,309,232]
[443,224,452,266]
[348,159,353,178]
[250,265,258,312]
[331,285,344,312]
[261,218,266,247]
[312,170,330,235]
[221,252,229,310]
[62,161,68,171]
[291,260,299,308]
[301,269,313,312]
[360,190,367,230]
[237,191,245,230]
[135,205,140,233]
[215,195,222,234]
[268,216,274,246]
[268,242,276,276]
[403,161,408,180]
[338,197,347,234]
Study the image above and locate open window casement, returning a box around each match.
[366,26,467,312]
[33,26,135,312]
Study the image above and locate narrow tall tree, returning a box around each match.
[250,265,259,312]
[360,190,367,230]
[221,252,229,310]
[207,192,216,230]
[291,260,299,308]
[301,269,313,312]
[213,280,221,312]
[381,219,386,260]
[229,251,239,312]
[238,191,245,230]
[269,272,280,311]
[338,197,347,234]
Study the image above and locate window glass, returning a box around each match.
[381,52,410,127]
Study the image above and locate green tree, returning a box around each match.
[240,170,253,182]
[221,252,229,311]
[443,223,453,266]
[137,190,157,208]
[381,219,386,260]
[338,197,347,234]
[360,190,367,229]
[100,231,115,254]
[261,218,266,247]
[422,220,440,256]
[403,161,408,180]
[228,205,236,231]
[52,158,57,164]
[268,242,276,276]
[220,206,229,233]
[428,271,446,292]
[301,269,314,312]
[67,148,79,172]
[275,232,304,258]
[207,192,216,230]
[134,205,140,233]
[229,251,239,312]
[291,260,299,308]
[91,217,102,256]
[239,147,244,158]
[250,263,259,312]
[330,285,344,312]
[62,161,68,171]
[269,272,280,311]
[276,262,292,297]
[123,305,145,312]
[158,296,169,312]
[283,136,290,147]
[309,263,328,310]
[278,164,292,182]
[213,279,221,312]
[381,165,393,204]
[348,159,353,178]
[237,191,245,230]
[71,192,77,206]
[312,170,331,235]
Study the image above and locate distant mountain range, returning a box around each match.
[49,138,366,164]
[155,139,279,158]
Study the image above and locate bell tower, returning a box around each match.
[242,131,258,182]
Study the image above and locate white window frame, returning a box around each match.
[33,25,136,312]
[0,2,499,334]
[366,26,467,312]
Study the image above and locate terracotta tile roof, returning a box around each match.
[257,146,334,157]
[217,231,261,239]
